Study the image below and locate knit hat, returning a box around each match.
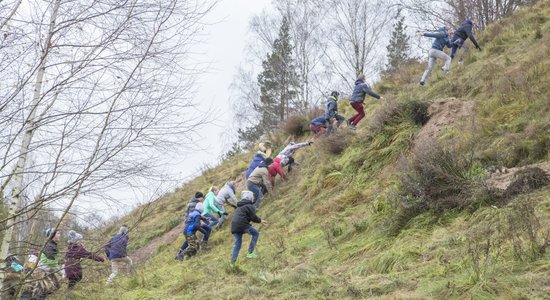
[195,202,204,213]
[68,230,83,243]
[118,225,129,235]
[45,228,57,240]
[241,190,254,202]
[357,74,365,81]
[194,192,204,199]
[330,91,339,98]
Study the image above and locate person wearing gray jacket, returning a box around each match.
[214,181,238,230]
[419,26,452,85]
[325,91,345,133]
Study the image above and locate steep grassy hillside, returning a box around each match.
[58,2,550,299]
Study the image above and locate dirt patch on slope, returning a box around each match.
[486,162,550,190]
[132,225,182,264]
[412,98,474,153]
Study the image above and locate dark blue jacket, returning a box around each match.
[423,27,451,51]
[325,96,338,119]
[104,233,128,259]
[453,19,480,49]
[245,152,267,178]
[350,79,381,103]
[311,116,328,126]
[184,210,209,235]
[231,199,262,234]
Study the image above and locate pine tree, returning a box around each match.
[256,16,299,132]
[385,9,410,74]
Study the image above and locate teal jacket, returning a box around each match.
[203,191,222,215]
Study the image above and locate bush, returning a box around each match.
[317,131,351,155]
[281,115,309,136]
[369,99,429,134]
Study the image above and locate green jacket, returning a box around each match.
[39,240,59,271]
[203,191,222,215]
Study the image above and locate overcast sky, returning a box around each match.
[79,0,273,219]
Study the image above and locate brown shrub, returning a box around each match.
[281,115,309,136]
[317,131,351,155]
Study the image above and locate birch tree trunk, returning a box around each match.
[0,0,61,291]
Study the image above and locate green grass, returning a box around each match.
[51,1,550,299]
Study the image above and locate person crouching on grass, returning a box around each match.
[230,191,268,266]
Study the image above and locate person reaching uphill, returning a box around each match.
[268,157,287,188]
[64,230,104,290]
[203,186,227,229]
[419,26,452,86]
[450,19,482,60]
[214,181,239,230]
[245,141,273,178]
[105,225,134,285]
[180,204,211,260]
[276,141,312,173]
[230,191,268,266]
[347,74,383,130]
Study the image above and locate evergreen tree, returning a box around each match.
[256,16,299,132]
[385,9,410,74]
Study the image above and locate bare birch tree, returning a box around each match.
[0,0,217,294]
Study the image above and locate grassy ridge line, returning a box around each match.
[61,1,550,299]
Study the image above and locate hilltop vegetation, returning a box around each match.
[60,2,550,299]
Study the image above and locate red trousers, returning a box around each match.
[309,124,326,136]
[349,102,365,125]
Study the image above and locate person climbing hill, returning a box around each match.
[64,230,104,290]
[325,91,344,133]
[176,192,211,259]
[180,203,211,260]
[268,157,287,189]
[230,191,268,266]
[310,116,328,136]
[247,158,273,209]
[450,19,482,61]
[276,141,312,173]
[347,74,383,130]
[245,141,273,178]
[419,26,452,86]
[214,181,239,230]
[36,228,61,298]
[105,225,134,285]
[203,186,227,229]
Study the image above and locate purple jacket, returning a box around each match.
[64,243,104,280]
[104,233,129,259]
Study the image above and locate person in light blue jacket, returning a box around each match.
[419,26,453,85]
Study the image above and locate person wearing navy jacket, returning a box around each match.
[347,74,383,130]
[419,26,453,85]
[230,191,268,265]
[310,116,328,136]
[180,205,211,260]
[450,19,482,60]
[325,91,344,133]
[105,225,134,284]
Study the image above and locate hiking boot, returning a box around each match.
[348,124,357,130]
[246,252,258,259]
[419,81,425,86]
[175,250,184,261]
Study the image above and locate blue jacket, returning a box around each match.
[184,210,209,235]
[245,152,267,178]
[311,116,328,126]
[350,79,381,103]
[325,96,338,119]
[453,19,480,49]
[104,233,128,259]
[423,27,451,51]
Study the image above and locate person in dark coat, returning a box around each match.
[310,116,328,136]
[347,74,383,129]
[450,19,482,60]
[105,225,134,284]
[325,91,345,133]
[64,230,104,290]
[230,191,268,265]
